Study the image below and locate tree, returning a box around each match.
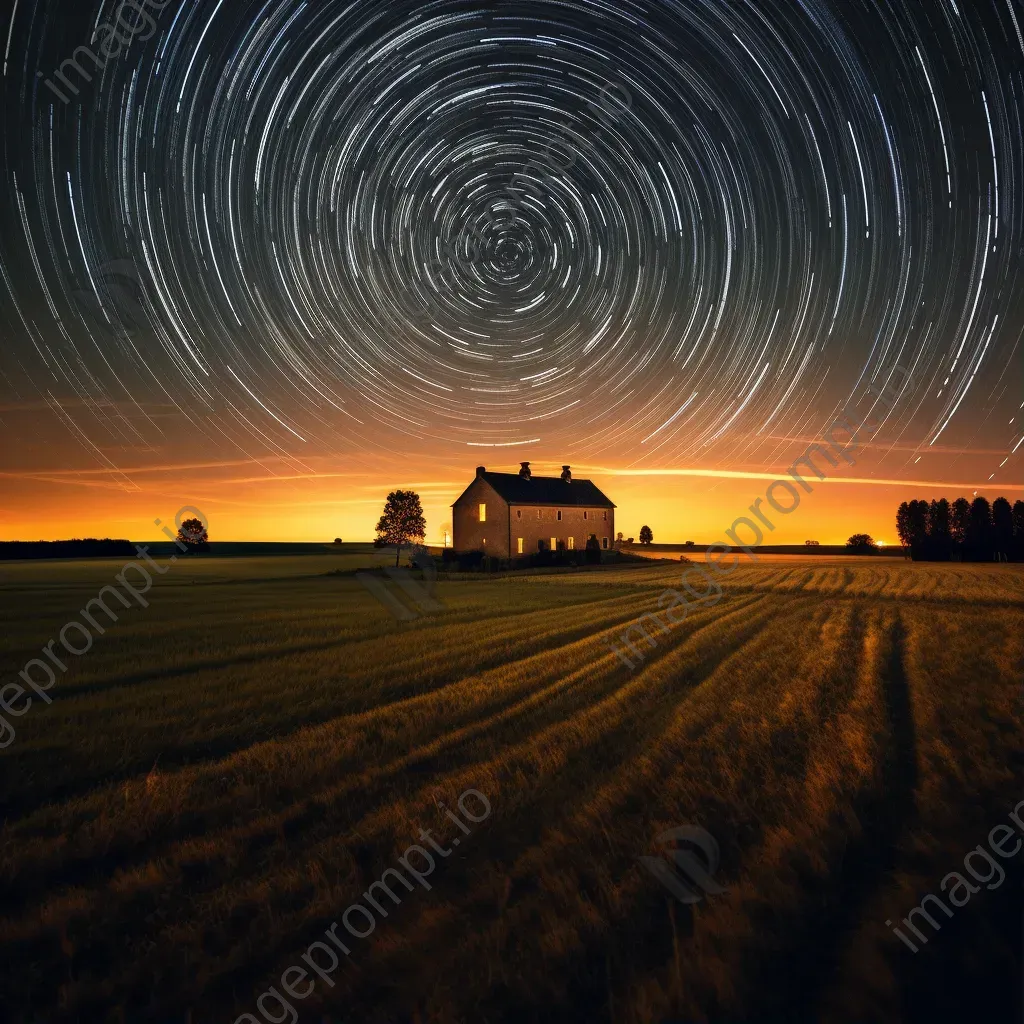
[895,501,912,552]
[334,537,342,545]
[927,498,952,560]
[846,533,878,554]
[1014,500,1024,561]
[585,535,601,564]
[176,517,209,553]
[639,525,653,545]
[950,497,971,547]
[804,539,819,547]
[906,500,929,551]
[375,490,426,567]
[967,496,992,559]
[992,497,1013,560]
[896,500,929,559]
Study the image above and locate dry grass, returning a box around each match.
[0,555,1021,1023]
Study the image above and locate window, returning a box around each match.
[568,536,575,550]
[517,537,524,554]
[536,508,541,520]
[584,511,588,520]
[602,511,607,521]
[479,503,486,522]
[557,510,562,521]
[516,509,522,520]
[550,537,556,550]
[602,537,608,549]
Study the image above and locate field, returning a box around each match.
[0,554,1022,1023]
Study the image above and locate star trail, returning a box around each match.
[0,0,1022,537]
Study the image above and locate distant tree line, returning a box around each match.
[896,497,1024,561]
[0,539,135,560]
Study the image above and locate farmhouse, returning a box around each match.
[452,463,616,558]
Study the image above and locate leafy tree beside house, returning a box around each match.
[375,490,426,567]
[639,525,653,545]
[176,517,209,553]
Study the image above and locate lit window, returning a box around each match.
[557,510,562,521]
[602,537,608,548]
[517,537,524,554]
[536,509,541,520]
[568,536,575,550]
[550,537,556,550]
[479,503,486,522]
[602,511,607,520]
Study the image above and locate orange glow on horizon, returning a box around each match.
[1,448,1020,547]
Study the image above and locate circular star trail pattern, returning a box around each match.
[2,0,1023,474]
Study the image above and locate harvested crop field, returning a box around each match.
[1,555,1022,1023]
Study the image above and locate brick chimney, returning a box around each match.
[476,465,486,477]
[519,461,531,479]
[561,465,571,482]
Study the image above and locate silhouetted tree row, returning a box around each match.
[0,539,135,560]
[896,497,1024,562]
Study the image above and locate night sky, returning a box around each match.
[1,0,1022,543]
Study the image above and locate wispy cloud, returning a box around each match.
[588,466,1024,490]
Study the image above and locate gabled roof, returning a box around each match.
[454,471,615,508]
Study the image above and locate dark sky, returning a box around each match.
[0,0,1021,540]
